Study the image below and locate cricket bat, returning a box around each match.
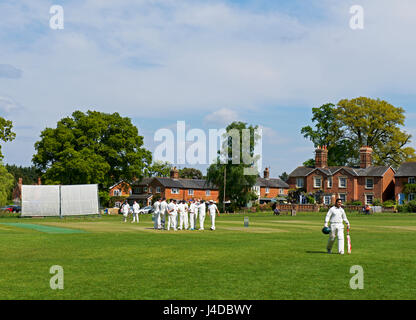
[347,226,351,254]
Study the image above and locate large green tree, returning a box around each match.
[32,110,152,190]
[144,161,172,177]
[207,121,260,209]
[301,98,416,167]
[0,162,14,206]
[179,167,203,179]
[0,116,16,160]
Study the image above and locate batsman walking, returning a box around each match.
[324,198,350,254]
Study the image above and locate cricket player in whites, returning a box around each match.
[167,199,178,231]
[159,198,168,230]
[122,201,130,223]
[208,200,219,231]
[153,199,161,229]
[132,201,140,223]
[189,199,197,230]
[324,198,350,254]
[198,200,206,230]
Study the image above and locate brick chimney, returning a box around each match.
[37,177,42,185]
[264,167,270,179]
[170,167,179,179]
[360,146,373,168]
[315,146,328,168]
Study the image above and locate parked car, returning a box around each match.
[1,205,21,213]
[139,206,154,214]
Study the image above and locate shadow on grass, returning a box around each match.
[305,251,328,254]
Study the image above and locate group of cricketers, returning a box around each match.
[121,196,351,254]
[121,198,220,231]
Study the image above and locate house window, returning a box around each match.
[134,187,141,194]
[324,196,331,205]
[149,187,152,193]
[265,187,270,194]
[279,188,284,195]
[408,177,415,184]
[365,178,374,189]
[143,187,148,192]
[253,186,260,195]
[171,188,179,194]
[113,189,121,196]
[338,193,346,203]
[409,193,415,201]
[339,177,347,188]
[327,177,333,188]
[206,190,211,196]
[313,176,322,188]
[156,187,161,193]
[188,189,194,195]
[296,178,304,188]
[365,194,373,205]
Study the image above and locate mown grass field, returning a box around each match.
[0,212,415,300]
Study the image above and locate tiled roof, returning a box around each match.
[289,166,391,177]
[153,177,218,190]
[395,162,416,177]
[255,177,289,188]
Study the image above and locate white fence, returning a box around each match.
[21,184,99,217]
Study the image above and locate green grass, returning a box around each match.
[0,212,415,300]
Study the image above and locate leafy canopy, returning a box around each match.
[207,121,260,208]
[301,97,416,167]
[32,110,152,189]
[0,117,16,160]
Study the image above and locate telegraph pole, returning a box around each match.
[223,165,226,213]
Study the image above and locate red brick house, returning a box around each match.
[109,181,132,197]
[287,146,395,205]
[394,162,416,204]
[12,177,42,202]
[253,168,289,203]
[128,167,219,206]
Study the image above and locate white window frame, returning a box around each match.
[365,194,373,205]
[313,176,322,188]
[339,177,347,188]
[327,177,333,188]
[338,193,347,203]
[265,187,270,194]
[188,189,194,195]
[324,196,331,205]
[409,193,415,201]
[279,188,284,195]
[408,177,416,184]
[113,189,121,196]
[296,178,304,188]
[365,178,374,189]
[171,188,179,194]
[156,187,161,193]
[206,190,211,196]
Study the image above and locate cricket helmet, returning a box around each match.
[322,227,331,234]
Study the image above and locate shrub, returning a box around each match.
[346,200,362,206]
[382,200,396,208]
[406,200,416,212]
[373,198,382,206]
[397,204,408,213]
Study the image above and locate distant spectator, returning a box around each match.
[365,205,371,215]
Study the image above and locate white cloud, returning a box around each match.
[204,108,240,125]
[0,95,21,113]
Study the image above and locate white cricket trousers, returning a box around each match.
[189,212,196,229]
[167,213,177,230]
[179,212,189,230]
[199,213,206,230]
[327,223,345,254]
[159,212,166,229]
[153,211,160,229]
[210,213,216,230]
[132,213,139,223]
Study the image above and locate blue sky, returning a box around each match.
[1,0,416,177]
